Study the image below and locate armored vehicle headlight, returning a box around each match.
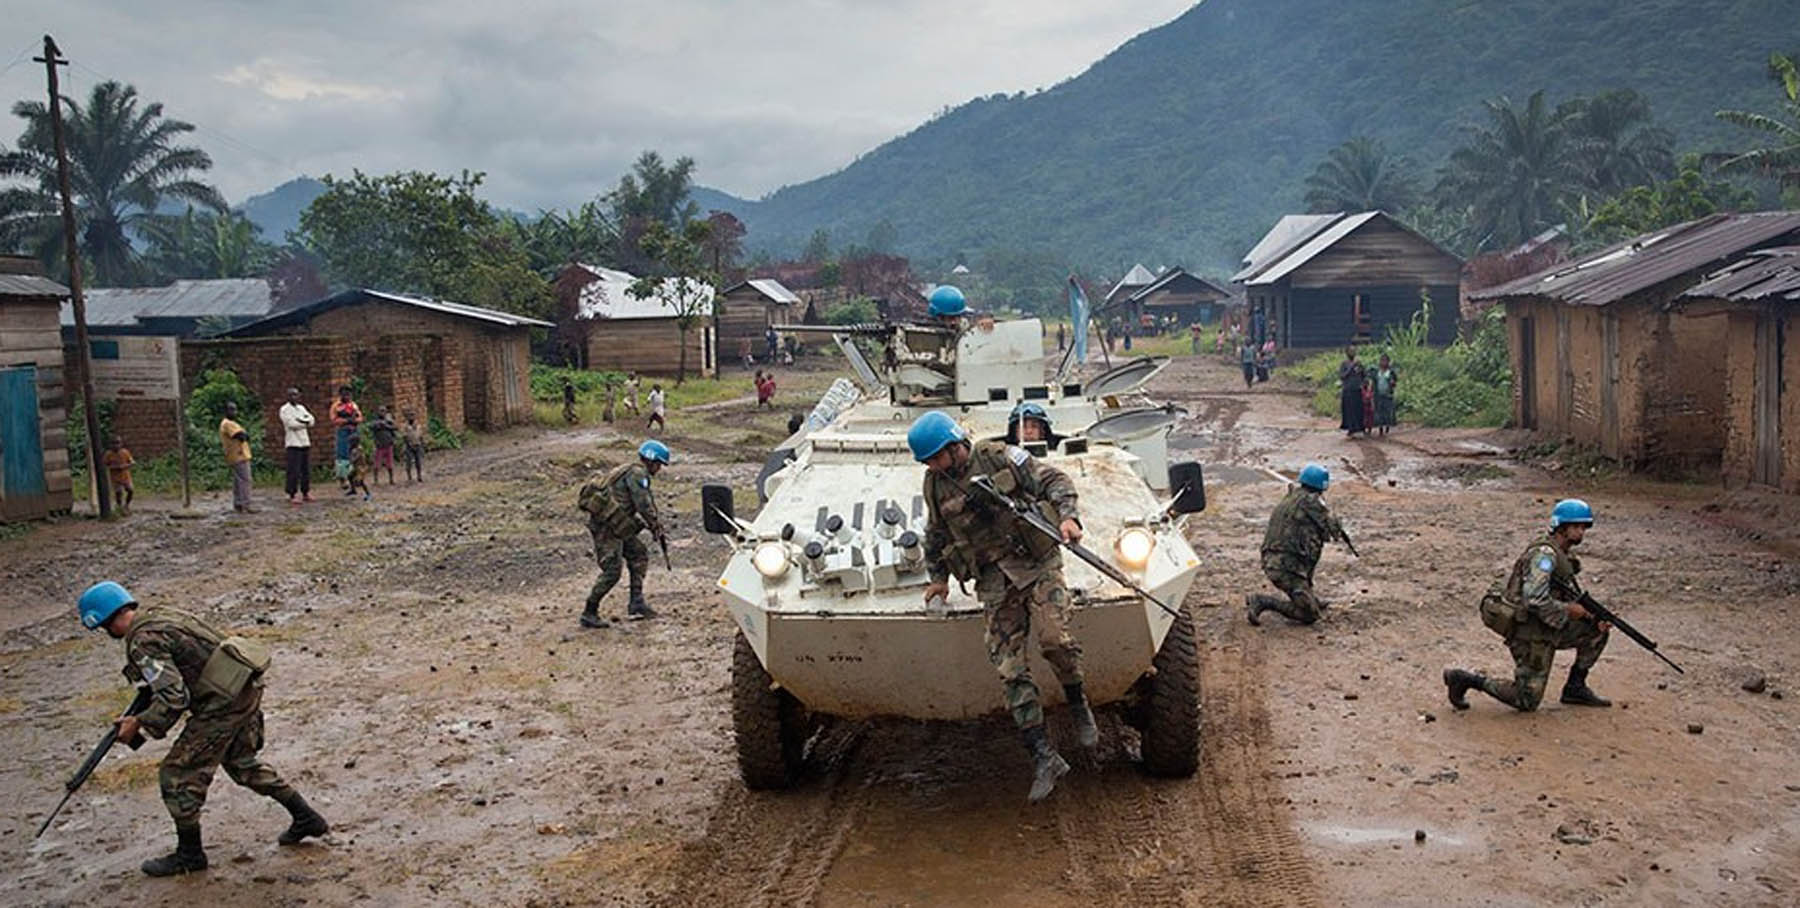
[1116,527,1155,569]
[753,542,791,578]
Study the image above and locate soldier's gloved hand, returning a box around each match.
[1059,518,1082,544]
[922,580,949,604]
[113,715,141,747]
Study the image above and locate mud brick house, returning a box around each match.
[65,278,274,339]
[224,289,549,432]
[1469,211,1800,472]
[1677,247,1800,493]
[1118,267,1232,327]
[555,263,717,378]
[1233,211,1462,348]
[0,258,73,520]
[716,279,798,368]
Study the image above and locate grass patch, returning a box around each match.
[1284,301,1510,428]
[0,522,35,542]
[88,758,161,792]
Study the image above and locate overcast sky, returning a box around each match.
[1,1,1195,210]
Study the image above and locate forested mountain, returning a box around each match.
[699,0,1798,275]
[239,177,326,244]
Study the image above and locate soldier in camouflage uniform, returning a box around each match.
[76,581,327,877]
[911,410,1096,803]
[1445,498,1612,711]
[578,440,670,627]
[1246,463,1351,626]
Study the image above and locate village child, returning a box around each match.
[75,581,329,876]
[646,383,666,431]
[561,377,579,425]
[102,436,135,514]
[1373,353,1398,435]
[400,409,426,483]
[368,406,398,485]
[219,402,254,512]
[347,441,372,501]
[330,386,362,493]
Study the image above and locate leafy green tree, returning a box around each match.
[1558,89,1675,198]
[1714,52,1800,203]
[606,151,698,273]
[627,219,717,384]
[514,201,616,274]
[865,219,899,253]
[1435,91,1583,251]
[143,206,277,281]
[1302,137,1420,213]
[0,80,225,285]
[294,169,550,318]
[1580,158,1756,250]
[702,210,746,279]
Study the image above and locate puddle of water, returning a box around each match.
[1304,821,1472,848]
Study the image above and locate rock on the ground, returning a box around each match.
[1742,673,1768,694]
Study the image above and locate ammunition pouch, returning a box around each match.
[580,480,643,537]
[1478,592,1516,639]
[197,635,271,701]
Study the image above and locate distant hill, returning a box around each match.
[690,186,756,219]
[721,0,1799,276]
[238,177,326,244]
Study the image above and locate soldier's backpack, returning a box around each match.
[578,464,645,536]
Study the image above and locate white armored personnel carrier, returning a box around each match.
[701,317,1206,788]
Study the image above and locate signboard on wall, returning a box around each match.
[88,336,179,400]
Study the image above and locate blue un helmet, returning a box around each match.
[79,581,136,630]
[1550,498,1594,529]
[907,411,966,462]
[928,285,967,317]
[638,440,672,465]
[1298,463,1330,491]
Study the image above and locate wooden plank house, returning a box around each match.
[1233,212,1462,348]
[556,263,717,378]
[0,258,73,520]
[717,279,797,368]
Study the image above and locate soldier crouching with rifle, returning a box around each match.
[909,410,1096,803]
[1444,499,1616,712]
[70,581,327,876]
[1247,463,1355,627]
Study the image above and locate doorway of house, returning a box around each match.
[1753,312,1784,487]
[1350,293,1373,343]
[1517,316,1536,429]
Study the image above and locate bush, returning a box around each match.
[1284,300,1511,428]
[822,297,878,325]
[530,363,624,401]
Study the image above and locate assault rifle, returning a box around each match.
[1568,589,1685,674]
[1337,526,1360,558]
[966,474,1182,620]
[36,686,153,838]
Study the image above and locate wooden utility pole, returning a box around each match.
[35,35,109,517]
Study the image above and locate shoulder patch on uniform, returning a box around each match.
[638,477,650,488]
[1005,445,1028,466]
[1536,555,1554,572]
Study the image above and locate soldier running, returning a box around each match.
[76,581,328,876]
[911,410,1096,802]
[577,440,670,627]
[1246,463,1351,626]
[1444,498,1613,712]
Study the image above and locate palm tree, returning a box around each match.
[1435,91,1583,251]
[0,80,225,285]
[1559,89,1675,197]
[142,206,276,280]
[1714,53,1800,196]
[1302,137,1420,213]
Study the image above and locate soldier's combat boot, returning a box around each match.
[1245,593,1265,626]
[1444,668,1486,711]
[579,605,609,629]
[142,823,207,876]
[1064,683,1099,750]
[1560,667,1612,707]
[1022,725,1070,802]
[276,792,330,845]
[627,595,657,621]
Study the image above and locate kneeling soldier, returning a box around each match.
[78,581,328,876]
[911,411,1096,803]
[578,440,670,626]
[1247,463,1347,626]
[1444,498,1612,711]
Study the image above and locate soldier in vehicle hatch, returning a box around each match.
[577,440,670,626]
[910,410,1096,803]
[1444,498,1612,712]
[1246,463,1353,627]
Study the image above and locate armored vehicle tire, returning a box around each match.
[733,630,806,789]
[1140,603,1200,777]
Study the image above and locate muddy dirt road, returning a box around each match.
[4,352,1798,906]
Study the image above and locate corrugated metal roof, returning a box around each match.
[721,278,799,305]
[1232,213,1341,283]
[64,278,274,326]
[570,263,716,321]
[225,288,552,336]
[1105,263,1158,301]
[0,273,69,298]
[1470,212,1800,306]
[1680,246,1800,302]
[1244,212,1383,287]
[1127,267,1231,303]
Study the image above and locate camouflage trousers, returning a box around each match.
[588,527,648,608]
[1480,619,1610,711]
[1253,566,1325,625]
[978,568,1084,731]
[161,699,294,826]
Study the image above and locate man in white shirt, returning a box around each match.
[279,387,316,506]
[646,384,666,431]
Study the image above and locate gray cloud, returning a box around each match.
[1,0,1193,208]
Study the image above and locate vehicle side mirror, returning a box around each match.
[701,484,736,534]
[1167,462,1206,514]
